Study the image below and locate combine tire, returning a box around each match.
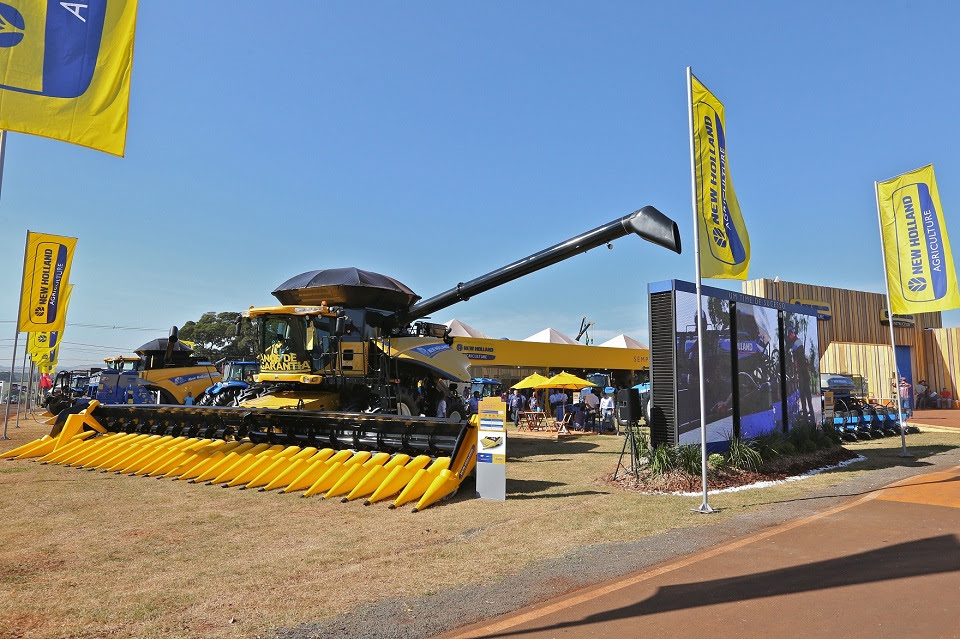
[448,410,462,421]
[396,392,418,416]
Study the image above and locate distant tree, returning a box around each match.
[179,312,257,363]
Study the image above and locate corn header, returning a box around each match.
[5,207,681,510]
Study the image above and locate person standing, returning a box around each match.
[436,394,448,418]
[599,391,616,433]
[184,391,195,406]
[898,377,913,416]
[528,394,539,412]
[915,379,928,409]
[467,391,480,416]
[508,389,524,427]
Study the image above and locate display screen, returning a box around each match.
[675,290,733,448]
[783,311,822,429]
[735,303,782,438]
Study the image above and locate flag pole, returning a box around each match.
[874,182,911,457]
[687,67,714,514]
[14,346,28,428]
[0,130,7,200]
[2,231,29,440]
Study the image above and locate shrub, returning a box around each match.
[777,441,797,456]
[727,436,763,472]
[676,444,702,476]
[649,444,679,476]
[708,453,727,470]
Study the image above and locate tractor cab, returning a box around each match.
[103,356,141,372]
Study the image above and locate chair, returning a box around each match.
[553,412,574,434]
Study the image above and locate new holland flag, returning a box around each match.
[0,0,138,156]
[877,165,960,314]
[690,73,750,279]
[18,231,76,333]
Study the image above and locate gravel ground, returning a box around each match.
[269,445,959,639]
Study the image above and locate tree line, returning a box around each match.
[179,312,258,363]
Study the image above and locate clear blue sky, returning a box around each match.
[3,1,960,369]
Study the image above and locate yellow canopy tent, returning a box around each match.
[512,373,549,389]
[533,371,596,390]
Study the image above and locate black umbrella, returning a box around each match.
[135,338,193,354]
[272,267,420,310]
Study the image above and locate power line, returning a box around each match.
[0,320,167,331]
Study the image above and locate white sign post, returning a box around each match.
[476,398,507,500]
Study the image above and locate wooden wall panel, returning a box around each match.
[922,329,960,399]
[821,342,897,402]
[743,279,940,384]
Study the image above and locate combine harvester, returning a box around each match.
[4,207,681,511]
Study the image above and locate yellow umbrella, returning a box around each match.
[512,373,549,389]
[533,371,597,390]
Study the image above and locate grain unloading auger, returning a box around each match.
[6,206,681,510]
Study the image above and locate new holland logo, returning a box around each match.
[712,227,727,248]
[894,183,947,302]
[0,4,25,47]
[0,1,107,98]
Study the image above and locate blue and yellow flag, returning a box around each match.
[0,0,138,156]
[28,328,59,358]
[690,73,750,279]
[18,231,76,333]
[877,165,960,314]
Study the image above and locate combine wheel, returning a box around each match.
[396,392,418,416]
[157,390,178,405]
[448,410,462,421]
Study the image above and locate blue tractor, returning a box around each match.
[197,360,260,406]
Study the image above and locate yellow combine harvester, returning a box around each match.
[5,207,681,511]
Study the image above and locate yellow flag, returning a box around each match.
[18,232,77,333]
[0,1,138,156]
[28,329,59,358]
[690,73,750,279]
[877,165,960,314]
[31,345,58,368]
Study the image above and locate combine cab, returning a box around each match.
[83,341,221,407]
[8,207,681,510]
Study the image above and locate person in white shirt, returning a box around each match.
[599,392,616,433]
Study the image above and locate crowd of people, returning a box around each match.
[498,386,619,432]
[897,377,953,414]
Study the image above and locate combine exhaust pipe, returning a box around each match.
[406,206,681,321]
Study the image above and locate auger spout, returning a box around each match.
[406,206,681,321]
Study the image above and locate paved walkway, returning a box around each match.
[440,463,960,639]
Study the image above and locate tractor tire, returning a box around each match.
[196,392,214,406]
[214,389,240,407]
[396,392,418,416]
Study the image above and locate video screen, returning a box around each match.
[735,303,782,438]
[783,311,822,429]
[675,290,733,448]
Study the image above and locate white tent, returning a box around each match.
[599,334,647,349]
[523,328,580,345]
[444,319,490,339]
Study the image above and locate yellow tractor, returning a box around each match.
[7,207,681,511]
